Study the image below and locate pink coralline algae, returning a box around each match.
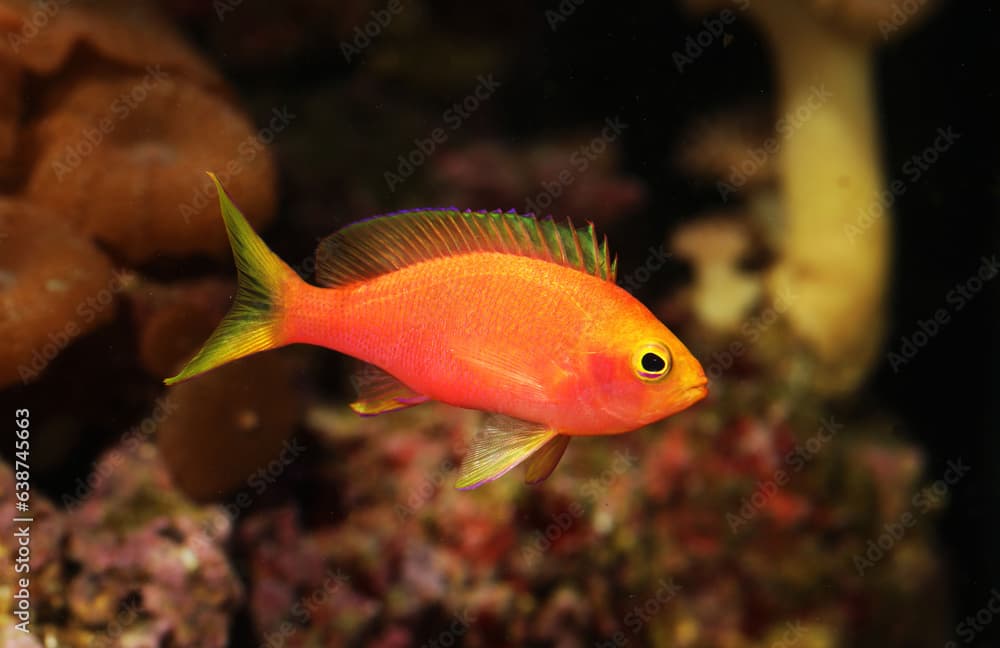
[0,440,242,647]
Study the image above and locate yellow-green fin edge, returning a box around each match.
[315,209,617,287]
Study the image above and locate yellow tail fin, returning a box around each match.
[164,173,294,385]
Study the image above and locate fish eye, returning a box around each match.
[632,343,672,382]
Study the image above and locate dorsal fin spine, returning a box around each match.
[500,216,519,254]
[437,216,461,255]
[553,220,569,266]
[314,208,617,287]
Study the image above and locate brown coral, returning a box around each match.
[156,353,301,502]
[128,277,234,378]
[24,71,277,263]
[0,198,118,387]
[0,0,221,85]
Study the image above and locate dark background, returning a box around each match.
[5,0,996,640]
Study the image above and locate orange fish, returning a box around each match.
[166,174,708,489]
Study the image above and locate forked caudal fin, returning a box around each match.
[164,173,297,385]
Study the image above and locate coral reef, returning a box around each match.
[230,382,946,647]
[0,199,117,388]
[0,0,277,384]
[0,440,242,647]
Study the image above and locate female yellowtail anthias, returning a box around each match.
[166,174,708,489]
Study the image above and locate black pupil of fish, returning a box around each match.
[641,352,666,373]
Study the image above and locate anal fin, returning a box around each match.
[456,415,557,490]
[349,363,429,416]
[524,435,570,485]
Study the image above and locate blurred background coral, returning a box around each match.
[0,0,996,646]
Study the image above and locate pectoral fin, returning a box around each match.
[349,363,429,416]
[456,415,558,490]
[449,340,554,405]
[524,435,570,484]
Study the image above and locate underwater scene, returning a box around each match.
[0,0,997,646]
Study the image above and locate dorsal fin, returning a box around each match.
[314,209,617,287]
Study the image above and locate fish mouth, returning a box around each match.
[684,381,709,404]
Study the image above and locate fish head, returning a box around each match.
[575,316,707,434]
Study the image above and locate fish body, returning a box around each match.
[286,254,704,435]
[166,174,707,489]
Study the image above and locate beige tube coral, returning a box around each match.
[686,0,936,394]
